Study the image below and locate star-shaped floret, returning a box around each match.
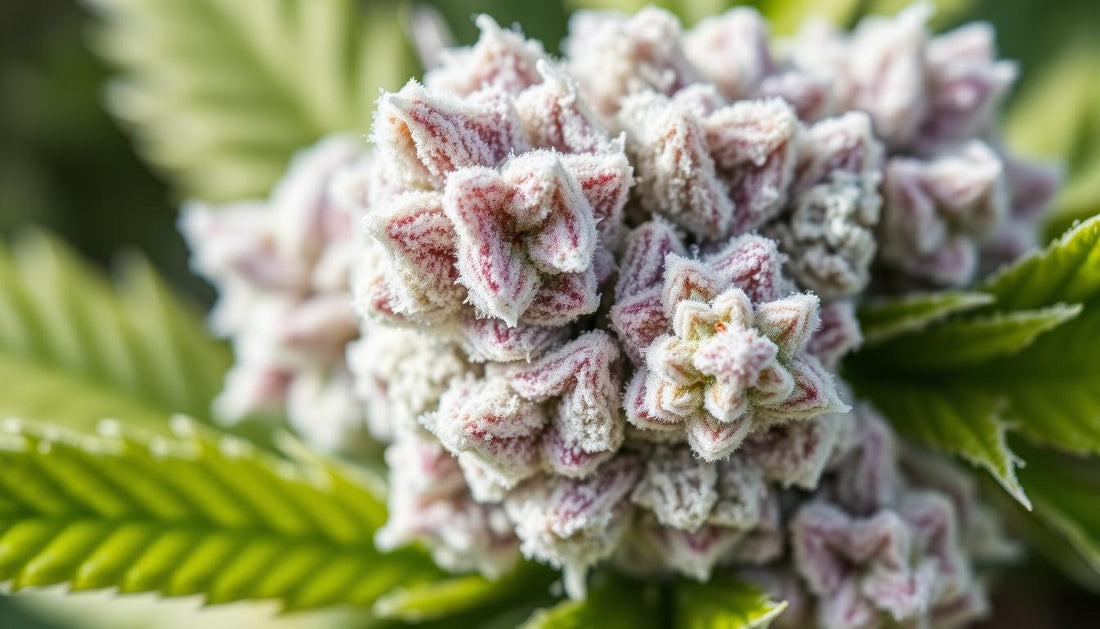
[621,243,846,461]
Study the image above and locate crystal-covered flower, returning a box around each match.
[615,226,847,460]
[504,456,641,598]
[377,431,520,577]
[268,6,1038,613]
[180,136,365,451]
[766,112,884,298]
[423,331,624,490]
[879,140,1008,286]
[359,27,632,331]
[619,89,799,241]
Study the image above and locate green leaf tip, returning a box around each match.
[982,213,1100,310]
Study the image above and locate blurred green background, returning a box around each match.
[0,0,1097,626]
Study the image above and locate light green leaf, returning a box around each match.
[976,304,1100,454]
[758,0,862,34]
[1006,39,1099,168]
[0,418,442,610]
[521,577,663,629]
[85,0,417,202]
[849,216,1100,501]
[0,231,230,434]
[966,214,1100,453]
[846,377,1028,508]
[675,573,788,629]
[857,291,994,344]
[853,305,1080,370]
[982,214,1100,310]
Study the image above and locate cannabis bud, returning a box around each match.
[184,4,1049,626]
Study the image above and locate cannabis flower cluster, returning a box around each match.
[183,5,1054,628]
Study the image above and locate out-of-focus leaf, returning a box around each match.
[1004,39,1100,241]
[758,0,861,34]
[0,230,230,434]
[861,0,979,28]
[85,0,416,202]
[373,566,554,623]
[674,573,788,628]
[1005,40,1099,167]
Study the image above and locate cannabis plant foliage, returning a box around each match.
[0,231,229,433]
[8,1,1100,628]
[86,0,417,202]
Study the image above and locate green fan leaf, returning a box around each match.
[979,305,1100,453]
[849,216,1100,503]
[85,0,417,202]
[674,573,788,629]
[853,305,1080,371]
[0,230,230,434]
[848,376,1028,508]
[521,577,664,629]
[0,418,445,610]
[857,291,994,345]
[982,215,1100,311]
[967,215,1100,453]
